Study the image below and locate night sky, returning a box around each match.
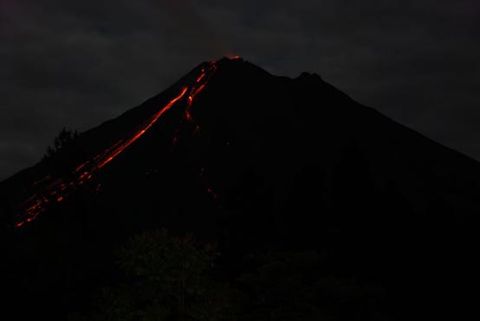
[1,0,479,180]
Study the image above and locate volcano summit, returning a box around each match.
[1,57,479,320]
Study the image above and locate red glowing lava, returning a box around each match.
[225,54,242,60]
[15,60,220,228]
[97,86,189,169]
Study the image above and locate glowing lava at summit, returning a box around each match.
[14,59,222,228]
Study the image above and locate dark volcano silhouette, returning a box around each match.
[1,57,479,320]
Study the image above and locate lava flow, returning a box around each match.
[14,59,221,228]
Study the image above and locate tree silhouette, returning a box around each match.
[237,251,387,321]
[44,127,79,160]
[96,229,233,321]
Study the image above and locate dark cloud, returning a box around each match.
[1,0,479,179]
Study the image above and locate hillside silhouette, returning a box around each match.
[1,57,479,320]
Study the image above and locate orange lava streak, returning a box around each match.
[97,86,189,169]
[196,70,206,83]
[15,86,191,228]
[184,70,209,122]
[14,59,224,228]
[192,84,207,99]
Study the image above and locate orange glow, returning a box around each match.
[225,54,241,60]
[97,86,189,169]
[192,83,207,98]
[196,70,206,83]
[15,60,221,228]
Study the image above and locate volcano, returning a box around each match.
[1,57,479,320]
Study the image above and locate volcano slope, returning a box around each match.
[1,57,479,320]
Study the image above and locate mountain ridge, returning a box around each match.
[3,57,479,186]
[0,57,479,320]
